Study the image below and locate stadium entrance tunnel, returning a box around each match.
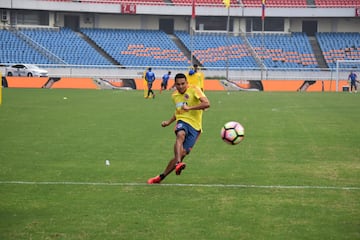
[220,79,263,91]
[297,80,316,92]
[42,77,61,88]
[93,78,136,90]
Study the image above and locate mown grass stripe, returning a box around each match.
[1,181,359,190]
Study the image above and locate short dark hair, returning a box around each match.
[175,73,187,81]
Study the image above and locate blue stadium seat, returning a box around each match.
[175,31,258,68]
[246,32,318,70]
[20,28,112,65]
[316,32,360,69]
[81,28,190,67]
[0,29,53,64]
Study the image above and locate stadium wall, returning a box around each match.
[93,14,188,31]
[2,10,359,33]
[1,0,358,18]
[1,0,359,33]
[7,11,358,34]
[288,18,360,33]
[3,76,350,92]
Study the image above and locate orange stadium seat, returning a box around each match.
[247,32,319,69]
[242,0,308,7]
[316,32,360,68]
[175,31,259,68]
[172,0,238,6]
[82,28,190,66]
[44,0,358,7]
[314,0,359,7]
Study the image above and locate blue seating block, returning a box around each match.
[247,32,318,69]
[20,28,111,65]
[0,29,52,64]
[175,31,258,68]
[81,28,190,67]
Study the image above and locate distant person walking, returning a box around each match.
[160,71,171,93]
[348,71,359,93]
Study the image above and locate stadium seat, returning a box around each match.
[172,0,238,6]
[45,0,166,4]
[314,0,359,7]
[20,28,112,65]
[81,28,190,67]
[246,32,318,69]
[316,32,360,69]
[0,29,53,64]
[175,31,258,68]
[242,0,308,7]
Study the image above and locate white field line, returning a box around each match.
[0,181,359,190]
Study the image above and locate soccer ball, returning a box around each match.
[220,121,245,145]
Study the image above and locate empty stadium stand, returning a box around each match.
[314,0,360,7]
[241,0,308,7]
[246,33,318,69]
[20,28,112,65]
[175,31,259,68]
[45,0,166,5]
[1,27,359,71]
[95,0,166,5]
[0,29,53,65]
[316,32,360,69]
[43,0,360,7]
[46,0,235,6]
[172,0,238,6]
[81,28,190,67]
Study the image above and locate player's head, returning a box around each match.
[193,64,199,71]
[175,73,186,81]
[148,67,152,71]
[174,73,188,94]
[168,71,171,75]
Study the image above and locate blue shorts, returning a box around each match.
[175,120,201,154]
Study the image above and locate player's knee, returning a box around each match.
[176,130,186,140]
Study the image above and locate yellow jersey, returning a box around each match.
[186,71,204,90]
[172,85,206,131]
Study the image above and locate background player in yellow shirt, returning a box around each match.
[147,73,210,184]
[186,64,204,91]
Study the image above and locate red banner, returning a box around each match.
[121,3,136,14]
[356,8,360,17]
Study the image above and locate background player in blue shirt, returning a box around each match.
[160,71,171,93]
[348,71,359,93]
[145,67,156,98]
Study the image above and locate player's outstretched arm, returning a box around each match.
[182,96,210,111]
[162,114,176,127]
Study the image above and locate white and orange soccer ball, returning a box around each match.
[220,121,245,145]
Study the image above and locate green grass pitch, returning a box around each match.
[0,88,359,239]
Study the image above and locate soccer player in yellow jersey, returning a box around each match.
[147,73,210,184]
[186,64,204,91]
